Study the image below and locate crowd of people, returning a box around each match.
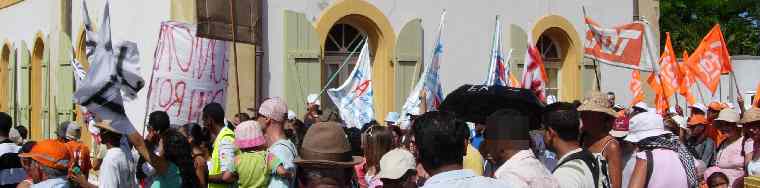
[0,91,760,188]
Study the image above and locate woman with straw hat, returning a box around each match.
[741,108,760,176]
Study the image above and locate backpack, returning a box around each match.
[552,149,611,188]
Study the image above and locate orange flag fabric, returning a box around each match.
[677,51,697,105]
[630,70,645,105]
[508,73,521,88]
[754,82,760,107]
[687,24,731,94]
[652,32,679,99]
[647,74,670,115]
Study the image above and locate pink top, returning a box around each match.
[635,149,689,188]
[705,138,754,187]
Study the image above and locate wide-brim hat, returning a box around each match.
[578,92,619,118]
[295,122,363,167]
[715,108,740,123]
[741,107,760,125]
[624,111,669,143]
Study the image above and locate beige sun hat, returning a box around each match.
[578,92,619,118]
[715,108,740,123]
[741,107,760,125]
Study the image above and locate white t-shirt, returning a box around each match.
[99,147,138,188]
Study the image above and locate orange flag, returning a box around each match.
[508,73,521,88]
[754,82,760,107]
[650,32,679,99]
[678,51,697,105]
[630,70,645,105]
[648,73,670,115]
[687,24,731,94]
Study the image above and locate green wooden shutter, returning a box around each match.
[7,48,15,119]
[18,42,30,129]
[57,33,75,125]
[42,39,51,138]
[508,24,528,78]
[283,10,321,117]
[394,19,423,111]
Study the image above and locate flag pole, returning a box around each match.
[582,6,603,91]
[731,72,744,113]
[229,0,242,113]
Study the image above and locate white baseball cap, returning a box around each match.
[671,115,687,129]
[377,148,416,179]
[287,110,296,121]
[385,112,400,123]
[624,111,669,143]
[307,94,321,106]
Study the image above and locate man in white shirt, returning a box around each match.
[72,121,138,188]
[257,98,298,188]
[0,112,25,188]
[480,109,559,187]
[542,102,598,188]
[412,111,510,188]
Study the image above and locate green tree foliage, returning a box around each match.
[660,0,760,56]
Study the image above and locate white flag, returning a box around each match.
[327,42,374,129]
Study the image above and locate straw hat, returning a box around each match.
[715,108,740,123]
[741,107,760,125]
[578,92,619,118]
[295,122,363,167]
[94,120,124,135]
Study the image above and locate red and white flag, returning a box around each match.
[521,41,548,102]
[584,17,650,70]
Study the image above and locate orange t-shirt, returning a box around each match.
[705,122,727,146]
[64,141,92,176]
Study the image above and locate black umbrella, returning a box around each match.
[439,84,544,124]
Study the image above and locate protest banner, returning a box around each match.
[146,21,229,126]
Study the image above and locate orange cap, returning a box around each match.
[688,114,708,127]
[708,102,726,111]
[19,139,71,170]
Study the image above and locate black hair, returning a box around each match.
[100,129,122,147]
[161,129,200,188]
[412,111,468,172]
[202,102,225,126]
[542,102,581,141]
[148,111,171,133]
[234,113,250,122]
[345,127,364,156]
[0,112,12,136]
[485,109,530,140]
[20,141,36,153]
[188,123,211,153]
[297,166,355,187]
[15,126,27,140]
[707,171,729,188]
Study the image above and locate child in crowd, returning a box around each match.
[707,172,730,188]
[233,121,289,188]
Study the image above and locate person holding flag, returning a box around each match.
[398,11,446,128]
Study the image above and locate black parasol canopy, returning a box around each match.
[439,85,544,124]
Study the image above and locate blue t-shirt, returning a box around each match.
[267,139,298,188]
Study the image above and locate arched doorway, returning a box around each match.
[322,23,370,112]
[1,44,9,112]
[315,0,396,121]
[532,15,583,101]
[31,37,44,140]
[536,32,563,98]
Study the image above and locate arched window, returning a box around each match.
[322,23,369,111]
[537,34,561,98]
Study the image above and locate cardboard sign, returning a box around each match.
[147,21,229,125]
